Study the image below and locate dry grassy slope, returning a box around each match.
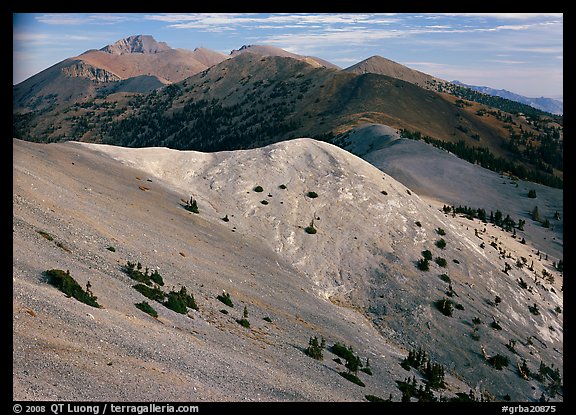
[343,55,445,90]
[13,44,227,113]
[117,53,522,156]
[229,44,340,69]
[13,138,563,402]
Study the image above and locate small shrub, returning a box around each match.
[135,301,158,318]
[254,185,264,192]
[106,246,116,252]
[421,250,433,260]
[435,239,446,249]
[222,215,230,222]
[439,274,451,283]
[260,200,269,205]
[164,286,198,313]
[435,257,448,267]
[554,306,562,314]
[306,191,318,198]
[417,258,430,271]
[415,221,422,227]
[185,200,199,214]
[304,220,317,234]
[122,261,163,286]
[487,354,509,370]
[236,318,250,328]
[381,190,388,195]
[149,270,164,286]
[454,303,464,310]
[529,303,540,315]
[365,394,391,402]
[305,336,325,360]
[360,367,373,376]
[45,269,101,308]
[470,330,481,341]
[339,371,365,387]
[333,358,343,364]
[490,320,503,330]
[331,343,356,363]
[37,230,54,241]
[220,309,229,314]
[472,317,482,325]
[133,283,165,302]
[528,189,537,198]
[263,316,272,322]
[278,184,287,189]
[55,241,70,252]
[217,291,233,307]
[436,228,446,236]
[435,298,453,316]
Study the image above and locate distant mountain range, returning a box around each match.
[13,35,562,188]
[451,80,563,115]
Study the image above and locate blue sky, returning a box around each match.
[13,13,563,99]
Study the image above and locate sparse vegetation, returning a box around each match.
[435,257,448,267]
[435,298,454,316]
[399,347,446,389]
[305,336,325,360]
[45,269,101,308]
[365,394,392,402]
[304,220,317,234]
[133,283,165,302]
[217,291,233,307]
[122,261,165,286]
[435,239,446,249]
[487,354,509,370]
[417,258,430,271]
[232,305,250,328]
[135,301,158,318]
[339,371,365,387]
[184,197,199,214]
[164,286,198,313]
[236,317,250,328]
[37,230,54,241]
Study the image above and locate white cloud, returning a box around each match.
[35,13,134,26]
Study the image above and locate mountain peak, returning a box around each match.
[100,35,172,55]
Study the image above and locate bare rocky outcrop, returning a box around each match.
[100,34,172,55]
[61,61,121,82]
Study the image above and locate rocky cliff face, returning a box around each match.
[61,61,121,82]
